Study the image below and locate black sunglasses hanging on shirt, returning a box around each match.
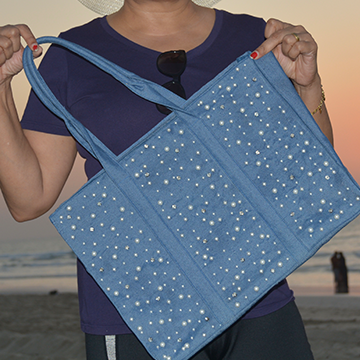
[156,50,187,115]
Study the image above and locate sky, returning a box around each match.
[0,0,359,243]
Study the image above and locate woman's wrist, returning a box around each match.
[311,85,325,115]
[293,74,333,145]
[0,77,13,95]
[0,80,15,113]
[292,75,324,115]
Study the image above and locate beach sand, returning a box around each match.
[296,295,360,360]
[0,291,359,360]
[0,293,85,360]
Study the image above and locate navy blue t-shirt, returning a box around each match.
[22,9,294,335]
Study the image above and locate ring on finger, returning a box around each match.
[292,33,300,42]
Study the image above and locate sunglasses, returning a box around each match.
[156,50,187,115]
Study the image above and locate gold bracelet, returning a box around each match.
[312,85,325,115]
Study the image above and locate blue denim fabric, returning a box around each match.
[23,37,360,360]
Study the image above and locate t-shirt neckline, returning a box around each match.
[100,9,224,59]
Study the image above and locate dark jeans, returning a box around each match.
[85,300,314,360]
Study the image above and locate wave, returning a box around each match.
[0,250,76,261]
[0,273,77,280]
[295,264,332,273]
[0,250,77,279]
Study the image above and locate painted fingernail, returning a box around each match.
[32,44,39,52]
[250,51,259,60]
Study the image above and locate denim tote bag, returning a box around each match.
[23,37,360,360]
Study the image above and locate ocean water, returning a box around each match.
[1,215,359,294]
[0,233,78,293]
[288,214,360,292]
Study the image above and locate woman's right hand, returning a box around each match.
[0,24,42,86]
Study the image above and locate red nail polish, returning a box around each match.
[32,44,39,51]
[250,51,258,60]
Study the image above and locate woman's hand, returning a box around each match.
[251,18,319,91]
[0,24,42,86]
[251,18,333,145]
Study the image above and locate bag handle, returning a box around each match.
[22,36,188,179]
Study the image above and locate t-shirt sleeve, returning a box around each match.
[21,41,71,136]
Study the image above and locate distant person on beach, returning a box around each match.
[331,252,349,294]
[0,0,333,359]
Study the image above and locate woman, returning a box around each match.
[0,0,332,359]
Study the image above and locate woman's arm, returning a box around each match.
[0,24,77,222]
[251,18,334,145]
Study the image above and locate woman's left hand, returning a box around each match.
[251,18,319,90]
[251,18,334,146]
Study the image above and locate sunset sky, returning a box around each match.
[0,0,359,243]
